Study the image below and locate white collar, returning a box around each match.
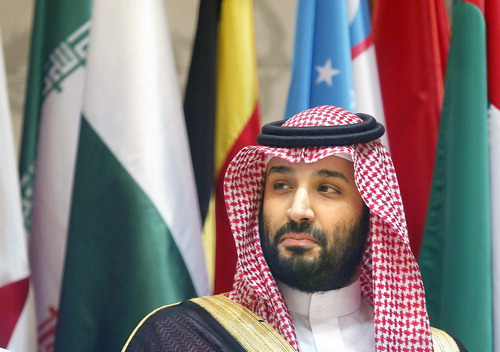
[278,279,362,318]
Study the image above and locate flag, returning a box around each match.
[0,28,36,352]
[19,1,92,349]
[487,0,500,350]
[52,0,210,351]
[184,0,220,287]
[419,1,491,351]
[184,0,219,225]
[285,0,387,146]
[184,0,261,293]
[372,0,450,257]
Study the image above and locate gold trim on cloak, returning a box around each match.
[196,296,462,352]
[192,294,296,351]
[431,327,461,352]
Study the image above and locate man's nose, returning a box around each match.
[287,187,315,223]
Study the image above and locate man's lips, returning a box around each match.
[279,232,319,246]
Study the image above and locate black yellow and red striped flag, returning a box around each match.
[184,0,261,293]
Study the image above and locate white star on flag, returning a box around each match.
[315,58,340,87]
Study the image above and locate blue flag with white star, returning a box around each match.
[285,0,379,120]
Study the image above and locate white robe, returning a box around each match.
[279,279,375,352]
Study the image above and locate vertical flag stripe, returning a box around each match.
[214,105,260,292]
[486,0,499,106]
[212,0,261,293]
[491,105,500,352]
[19,0,45,176]
[214,0,259,174]
[184,0,221,223]
[0,279,29,347]
[6,288,36,352]
[373,0,449,256]
[487,0,500,350]
[284,0,316,118]
[183,0,222,286]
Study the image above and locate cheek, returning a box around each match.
[318,200,363,229]
[262,195,287,223]
[262,206,279,237]
[343,200,364,219]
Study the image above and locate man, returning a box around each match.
[122,105,466,351]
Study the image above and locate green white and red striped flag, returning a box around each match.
[19,1,91,349]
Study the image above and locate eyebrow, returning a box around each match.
[267,166,350,183]
[314,169,350,183]
[268,165,294,175]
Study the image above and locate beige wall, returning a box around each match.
[0,0,34,153]
[0,0,297,155]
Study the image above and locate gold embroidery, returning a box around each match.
[432,327,460,352]
[192,295,295,351]
[123,297,461,352]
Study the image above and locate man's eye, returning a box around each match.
[273,182,290,190]
[318,184,339,194]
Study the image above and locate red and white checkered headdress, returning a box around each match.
[225,105,432,351]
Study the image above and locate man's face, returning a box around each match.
[259,155,370,292]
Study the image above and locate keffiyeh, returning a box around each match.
[224,105,432,351]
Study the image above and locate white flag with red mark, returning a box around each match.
[0,28,36,352]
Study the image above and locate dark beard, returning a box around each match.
[259,206,370,293]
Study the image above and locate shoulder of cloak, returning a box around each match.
[121,298,247,352]
[121,295,295,352]
[431,327,468,352]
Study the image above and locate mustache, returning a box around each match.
[273,221,328,247]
